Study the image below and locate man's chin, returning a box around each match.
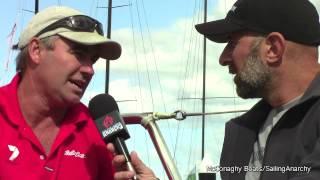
[236,85,259,99]
[63,94,82,107]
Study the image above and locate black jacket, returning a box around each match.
[220,74,320,180]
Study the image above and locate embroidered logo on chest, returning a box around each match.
[8,145,20,161]
[64,150,86,159]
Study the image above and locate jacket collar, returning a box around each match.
[300,72,320,103]
[223,73,320,179]
[233,72,320,129]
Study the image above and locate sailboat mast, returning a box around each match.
[105,0,112,93]
[35,0,39,14]
[201,0,208,159]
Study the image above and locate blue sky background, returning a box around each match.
[1,0,320,179]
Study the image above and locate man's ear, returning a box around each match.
[27,38,42,65]
[263,32,286,64]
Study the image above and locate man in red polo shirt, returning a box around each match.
[0,6,121,179]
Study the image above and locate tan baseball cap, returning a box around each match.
[16,6,121,60]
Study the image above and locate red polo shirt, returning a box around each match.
[0,74,114,179]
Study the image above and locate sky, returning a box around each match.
[1,0,320,180]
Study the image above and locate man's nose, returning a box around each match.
[80,59,95,77]
[219,47,231,66]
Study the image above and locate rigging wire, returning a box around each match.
[173,0,202,163]
[134,0,152,166]
[139,0,177,154]
[178,0,202,110]
[170,7,192,160]
[186,8,203,170]
[1,0,22,85]
[4,24,16,71]
[175,16,202,167]
[175,3,191,110]
[140,0,167,113]
[128,0,145,150]
[1,24,16,85]
[134,0,155,111]
[129,1,144,112]
[184,0,204,172]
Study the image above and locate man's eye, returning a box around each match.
[71,50,84,58]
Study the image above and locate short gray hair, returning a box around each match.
[15,35,59,75]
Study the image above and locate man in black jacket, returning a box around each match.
[110,0,320,179]
[195,0,320,179]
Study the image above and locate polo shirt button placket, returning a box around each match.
[40,155,45,160]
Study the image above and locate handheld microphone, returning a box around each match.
[89,94,137,180]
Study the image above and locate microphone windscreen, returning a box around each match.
[88,94,119,119]
[88,93,130,141]
[88,95,135,176]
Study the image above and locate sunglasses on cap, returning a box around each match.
[35,15,104,37]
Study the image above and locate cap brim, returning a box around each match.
[195,19,244,43]
[58,31,121,60]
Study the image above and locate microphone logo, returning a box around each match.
[103,116,114,128]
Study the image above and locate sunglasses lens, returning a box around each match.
[70,16,104,35]
[96,23,104,35]
[36,15,104,37]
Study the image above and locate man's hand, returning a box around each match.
[107,143,158,180]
